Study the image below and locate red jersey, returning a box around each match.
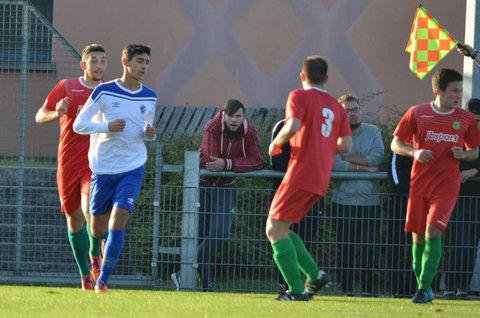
[41,78,95,170]
[394,102,480,197]
[282,87,351,195]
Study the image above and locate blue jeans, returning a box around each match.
[197,185,236,289]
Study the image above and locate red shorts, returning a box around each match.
[405,193,457,233]
[269,182,321,223]
[57,168,91,214]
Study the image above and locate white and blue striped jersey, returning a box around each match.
[73,79,157,174]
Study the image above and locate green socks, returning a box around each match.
[272,238,304,293]
[419,237,442,290]
[289,232,319,281]
[86,221,102,257]
[412,242,425,286]
[67,227,90,277]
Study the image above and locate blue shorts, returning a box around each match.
[89,165,145,216]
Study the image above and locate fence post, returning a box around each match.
[180,151,200,290]
[151,144,162,285]
[15,3,31,274]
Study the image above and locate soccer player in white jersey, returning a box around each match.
[73,44,157,293]
[391,68,479,304]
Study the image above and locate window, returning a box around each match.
[0,0,54,68]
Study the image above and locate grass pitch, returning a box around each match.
[1,285,480,317]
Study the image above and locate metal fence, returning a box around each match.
[2,147,480,298]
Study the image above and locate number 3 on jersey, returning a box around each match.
[321,108,334,137]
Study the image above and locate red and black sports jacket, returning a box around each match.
[199,111,263,186]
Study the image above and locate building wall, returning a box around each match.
[0,0,469,158]
[53,0,467,115]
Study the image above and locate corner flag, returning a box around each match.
[405,5,458,80]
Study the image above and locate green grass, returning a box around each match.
[1,285,480,317]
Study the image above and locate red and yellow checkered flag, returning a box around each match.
[405,5,458,80]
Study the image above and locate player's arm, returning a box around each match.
[391,136,414,156]
[35,97,69,124]
[391,136,433,164]
[452,146,479,162]
[73,97,110,135]
[35,81,68,124]
[143,105,157,141]
[35,107,59,124]
[268,117,300,156]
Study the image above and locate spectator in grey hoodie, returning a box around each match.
[331,94,385,297]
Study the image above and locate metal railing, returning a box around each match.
[3,147,479,298]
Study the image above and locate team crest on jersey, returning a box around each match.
[112,102,121,108]
[452,121,460,130]
[140,105,146,114]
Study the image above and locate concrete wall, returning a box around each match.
[53,0,467,115]
[0,0,470,158]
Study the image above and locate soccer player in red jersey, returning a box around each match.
[391,68,479,304]
[266,55,352,301]
[35,44,108,290]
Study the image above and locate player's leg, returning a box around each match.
[95,206,128,293]
[419,225,443,290]
[418,196,456,295]
[411,233,425,288]
[405,195,428,289]
[95,165,145,293]
[288,196,329,297]
[58,168,92,290]
[65,207,92,290]
[277,200,321,296]
[266,217,304,294]
[80,171,103,281]
[88,171,113,293]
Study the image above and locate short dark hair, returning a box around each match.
[467,98,480,115]
[223,99,245,116]
[81,44,106,61]
[431,68,462,93]
[302,55,328,85]
[338,94,359,105]
[122,44,151,62]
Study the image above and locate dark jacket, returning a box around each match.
[270,119,291,189]
[199,111,263,186]
[387,152,413,195]
[459,157,480,196]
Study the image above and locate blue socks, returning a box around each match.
[98,229,125,285]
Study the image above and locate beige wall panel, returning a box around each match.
[54,0,195,88]
[51,0,467,117]
[234,0,307,79]
[173,55,249,107]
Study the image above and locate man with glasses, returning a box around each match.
[331,94,385,297]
